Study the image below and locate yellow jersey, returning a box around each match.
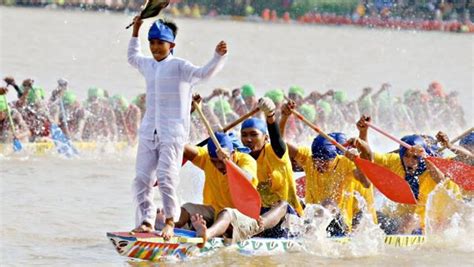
[294,146,358,228]
[191,147,258,215]
[256,143,304,216]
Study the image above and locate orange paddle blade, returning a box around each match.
[354,157,417,204]
[427,157,474,191]
[225,160,261,220]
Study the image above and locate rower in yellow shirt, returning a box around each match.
[356,117,446,234]
[236,97,304,239]
[177,131,270,244]
[279,101,377,236]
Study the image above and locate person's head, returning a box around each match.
[288,86,304,103]
[298,104,316,122]
[460,132,474,153]
[0,96,8,121]
[333,90,348,104]
[241,118,268,153]
[87,87,105,103]
[148,19,177,61]
[62,91,77,107]
[427,81,445,98]
[208,132,234,174]
[27,86,45,105]
[212,99,232,117]
[111,94,129,112]
[311,132,346,173]
[399,135,430,175]
[264,89,284,108]
[241,84,256,106]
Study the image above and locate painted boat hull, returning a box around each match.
[106,230,425,262]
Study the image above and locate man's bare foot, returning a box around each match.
[155,209,166,230]
[161,223,174,241]
[130,222,153,234]
[191,214,208,248]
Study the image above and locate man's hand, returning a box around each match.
[356,115,371,132]
[344,148,360,161]
[132,16,143,37]
[258,97,276,117]
[191,94,202,113]
[0,87,8,95]
[281,100,296,116]
[22,79,34,89]
[215,41,227,56]
[436,131,450,149]
[216,148,230,161]
[4,76,15,85]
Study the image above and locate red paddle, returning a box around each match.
[291,110,417,204]
[367,122,474,191]
[193,101,261,219]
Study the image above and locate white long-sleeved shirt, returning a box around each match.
[128,37,227,142]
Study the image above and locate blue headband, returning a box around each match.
[148,20,175,43]
[208,132,234,158]
[460,132,474,147]
[399,134,430,200]
[241,118,267,134]
[311,132,346,160]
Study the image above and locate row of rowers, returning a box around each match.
[153,96,473,244]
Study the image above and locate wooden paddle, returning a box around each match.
[438,127,474,153]
[195,107,259,147]
[367,122,474,191]
[192,101,261,220]
[290,109,417,204]
[2,95,22,152]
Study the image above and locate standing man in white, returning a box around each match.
[128,16,228,239]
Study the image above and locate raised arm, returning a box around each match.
[279,100,299,159]
[128,16,147,70]
[182,41,227,85]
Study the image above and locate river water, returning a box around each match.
[1,6,473,267]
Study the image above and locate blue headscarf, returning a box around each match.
[399,135,430,200]
[228,132,251,154]
[208,132,234,159]
[148,20,175,43]
[241,118,267,134]
[460,132,474,147]
[311,132,346,160]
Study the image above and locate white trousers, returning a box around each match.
[132,134,183,228]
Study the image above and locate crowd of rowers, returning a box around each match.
[1,75,472,242]
[0,75,466,148]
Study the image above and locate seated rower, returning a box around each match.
[238,97,304,238]
[279,101,377,236]
[357,117,446,234]
[166,132,288,245]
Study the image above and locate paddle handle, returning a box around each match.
[290,109,347,153]
[195,107,259,147]
[366,122,411,149]
[438,127,474,152]
[222,107,259,132]
[3,95,17,136]
[125,21,134,29]
[192,101,223,152]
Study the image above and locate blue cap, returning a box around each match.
[241,118,267,134]
[460,132,474,147]
[208,132,234,159]
[311,132,346,160]
[148,20,175,43]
